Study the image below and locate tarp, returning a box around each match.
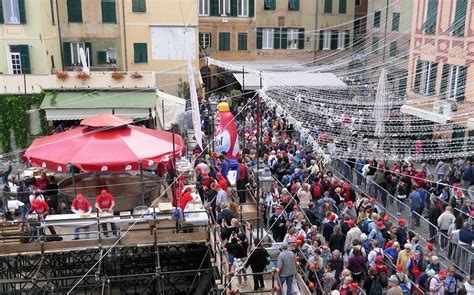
[232,72,347,90]
[41,91,157,121]
[156,90,186,130]
[400,105,450,124]
[24,114,184,172]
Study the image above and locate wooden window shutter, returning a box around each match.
[19,45,31,74]
[298,28,305,49]
[19,0,26,24]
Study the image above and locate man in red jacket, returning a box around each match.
[30,197,57,235]
[95,189,117,237]
[71,194,92,239]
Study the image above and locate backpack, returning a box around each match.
[425,276,439,292]
[369,276,384,295]
[395,274,409,295]
[378,272,388,288]
[360,219,374,234]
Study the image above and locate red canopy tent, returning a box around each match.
[24,114,184,172]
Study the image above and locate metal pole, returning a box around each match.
[256,72,262,240]
[382,0,389,63]
[70,164,77,196]
[139,162,145,206]
[161,99,165,130]
[242,66,246,159]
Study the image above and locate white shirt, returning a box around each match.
[429,275,444,295]
[7,200,25,210]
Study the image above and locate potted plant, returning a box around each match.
[56,71,69,81]
[111,71,125,81]
[131,71,143,79]
[451,102,458,112]
[76,71,91,81]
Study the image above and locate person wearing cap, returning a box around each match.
[322,212,337,242]
[178,186,196,211]
[368,220,385,248]
[406,250,424,282]
[269,205,288,242]
[71,194,92,240]
[214,184,228,212]
[396,218,408,245]
[340,201,357,221]
[387,275,403,295]
[429,269,447,294]
[216,172,228,192]
[276,242,297,295]
[444,266,464,295]
[95,189,117,237]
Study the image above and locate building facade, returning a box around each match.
[403,0,474,149]
[0,0,61,75]
[353,0,368,52]
[365,0,412,95]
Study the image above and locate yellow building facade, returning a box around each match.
[0,0,61,74]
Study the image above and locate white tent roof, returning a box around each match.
[232,72,347,90]
[156,90,186,130]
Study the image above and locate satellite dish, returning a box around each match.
[79,47,89,73]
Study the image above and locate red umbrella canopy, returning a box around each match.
[81,114,133,128]
[24,125,184,172]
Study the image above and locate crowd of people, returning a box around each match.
[192,97,474,294]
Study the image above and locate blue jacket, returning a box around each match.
[409,191,422,209]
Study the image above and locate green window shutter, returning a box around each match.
[298,28,305,49]
[271,0,276,10]
[63,42,72,66]
[249,0,255,17]
[451,0,467,37]
[132,0,146,12]
[101,1,116,23]
[256,28,262,49]
[210,0,219,16]
[97,51,107,64]
[324,0,332,13]
[319,31,324,50]
[344,30,349,48]
[288,0,299,11]
[389,41,397,56]
[273,28,281,49]
[85,42,92,66]
[423,0,438,34]
[219,32,230,51]
[330,30,338,50]
[19,45,31,74]
[414,60,422,93]
[428,62,437,95]
[238,33,247,50]
[456,66,467,102]
[67,0,82,22]
[281,28,288,49]
[374,11,381,27]
[392,12,400,31]
[231,0,237,16]
[440,64,450,98]
[399,76,407,97]
[0,0,4,24]
[19,0,26,24]
[134,43,147,63]
[339,0,346,14]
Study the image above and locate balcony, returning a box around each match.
[0,71,156,95]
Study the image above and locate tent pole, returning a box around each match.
[139,162,145,206]
[162,99,165,130]
[70,164,77,196]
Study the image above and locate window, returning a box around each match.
[132,0,146,12]
[2,0,26,24]
[262,29,273,49]
[238,33,247,50]
[199,0,209,16]
[219,0,230,15]
[218,32,230,51]
[67,0,82,22]
[324,0,332,13]
[373,11,380,27]
[355,0,361,6]
[415,61,437,95]
[450,0,467,37]
[264,0,275,10]
[423,0,438,35]
[101,0,116,23]
[392,12,400,31]
[238,0,248,16]
[199,33,212,49]
[97,49,117,64]
[287,29,298,49]
[441,64,468,101]
[389,41,397,56]
[371,37,379,54]
[337,31,346,49]
[133,43,147,63]
[354,19,362,34]
[339,0,346,14]
[288,0,299,11]
[70,42,85,64]
[323,30,331,50]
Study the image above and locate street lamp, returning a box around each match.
[257,167,273,239]
[208,96,218,153]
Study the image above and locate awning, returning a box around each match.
[40,91,157,121]
[400,105,451,124]
[155,90,186,130]
[232,72,347,90]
